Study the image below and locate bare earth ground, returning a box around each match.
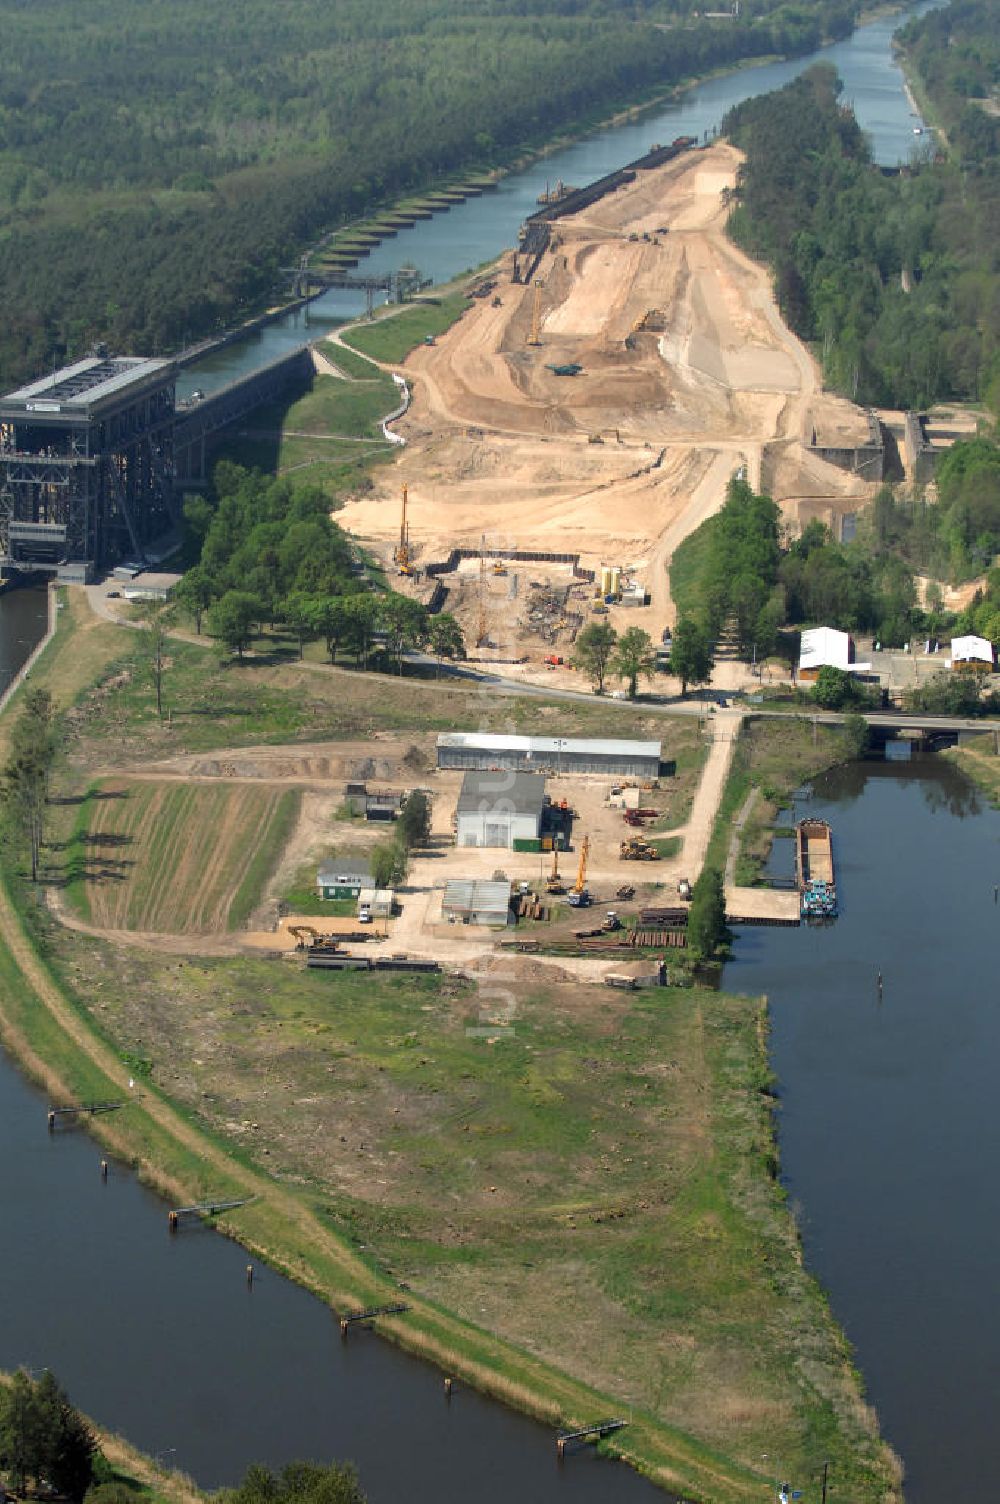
[337,143,874,676]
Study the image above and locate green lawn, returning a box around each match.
[340,292,472,364]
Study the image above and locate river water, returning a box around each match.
[0,6,964,1498]
[0,1051,664,1503]
[724,756,1000,1503]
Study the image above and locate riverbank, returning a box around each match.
[0,588,902,1503]
[0,1374,203,1504]
[941,734,1000,804]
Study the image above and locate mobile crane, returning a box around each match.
[567,834,591,907]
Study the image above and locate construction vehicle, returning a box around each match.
[492,560,508,576]
[393,485,413,575]
[545,846,566,895]
[615,884,635,901]
[288,924,321,949]
[603,911,621,932]
[543,653,563,666]
[678,877,692,900]
[620,837,662,862]
[288,924,343,954]
[567,835,591,907]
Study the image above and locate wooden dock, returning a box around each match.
[725,886,801,926]
[556,1418,628,1457]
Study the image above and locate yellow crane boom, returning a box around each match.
[573,834,591,895]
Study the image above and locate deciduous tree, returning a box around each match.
[573,621,617,694]
[612,626,655,698]
[668,619,713,695]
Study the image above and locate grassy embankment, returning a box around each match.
[0,591,900,1503]
[705,717,859,883]
[337,291,473,365]
[206,287,472,504]
[0,1373,203,1504]
[942,732,1000,805]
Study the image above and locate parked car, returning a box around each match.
[358,905,372,924]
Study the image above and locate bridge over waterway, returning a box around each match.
[174,345,313,485]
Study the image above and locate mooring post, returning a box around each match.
[246,1264,254,1288]
[444,1377,453,1399]
[100,1159,108,1179]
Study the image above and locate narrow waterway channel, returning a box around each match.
[176,0,944,400]
[724,754,1000,1504]
[0,582,48,693]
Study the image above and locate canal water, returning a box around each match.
[724,756,1000,1503]
[0,583,49,696]
[176,0,943,400]
[0,1051,663,1502]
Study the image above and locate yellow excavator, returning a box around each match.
[567,834,591,907]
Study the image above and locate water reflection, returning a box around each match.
[725,753,1000,1502]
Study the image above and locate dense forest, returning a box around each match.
[723,44,1000,408]
[0,0,855,387]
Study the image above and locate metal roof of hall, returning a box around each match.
[437,731,661,758]
[442,878,512,913]
[3,356,173,412]
[456,769,546,816]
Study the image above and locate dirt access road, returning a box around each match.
[338,142,868,656]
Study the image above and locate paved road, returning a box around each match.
[407,654,996,735]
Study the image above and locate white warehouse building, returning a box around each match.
[454,770,545,848]
[438,732,661,780]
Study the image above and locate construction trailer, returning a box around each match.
[437,732,661,781]
[0,355,176,580]
[315,863,373,900]
[455,770,546,849]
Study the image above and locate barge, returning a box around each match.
[796,818,838,919]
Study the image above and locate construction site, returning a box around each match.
[338,138,883,673]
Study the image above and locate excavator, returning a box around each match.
[545,844,566,895]
[567,834,591,907]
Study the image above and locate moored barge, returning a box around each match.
[797,818,838,919]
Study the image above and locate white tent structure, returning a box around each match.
[949,635,995,670]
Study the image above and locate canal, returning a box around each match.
[0,582,48,696]
[724,754,1000,1503]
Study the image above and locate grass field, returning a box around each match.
[39,930,896,1500]
[340,292,472,364]
[0,591,902,1501]
[210,368,399,497]
[68,780,299,933]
